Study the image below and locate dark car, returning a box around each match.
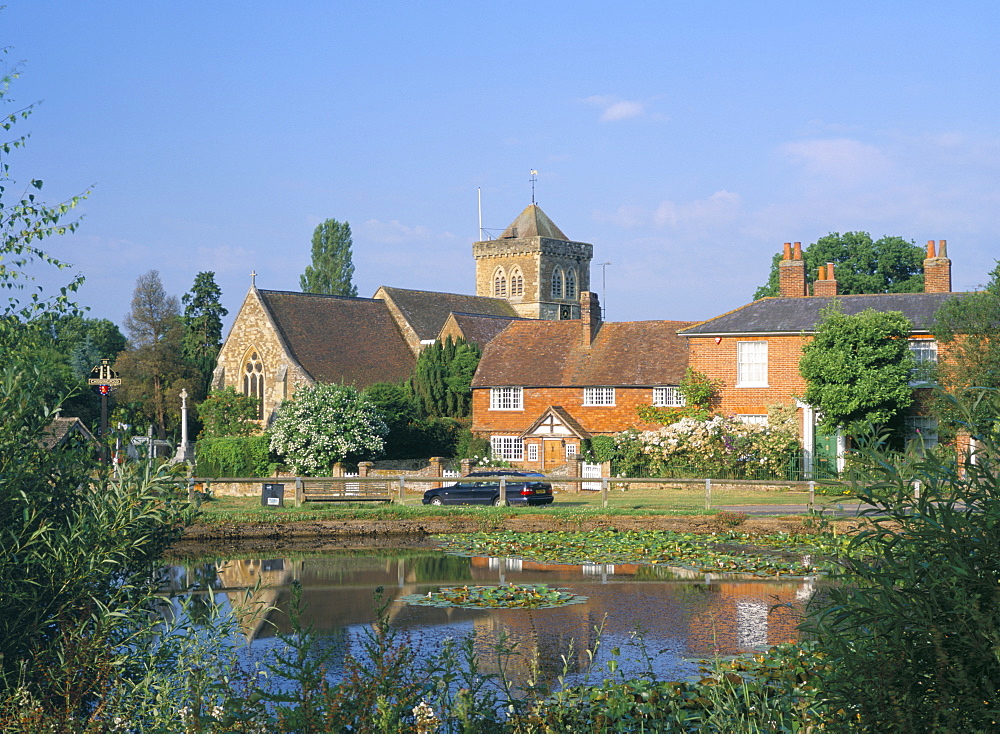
[422,470,554,507]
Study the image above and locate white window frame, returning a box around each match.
[905,415,939,450]
[526,443,539,462]
[490,387,523,411]
[653,386,686,407]
[491,436,524,461]
[737,341,768,387]
[583,387,616,406]
[909,339,938,385]
[565,443,577,460]
[736,414,769,426]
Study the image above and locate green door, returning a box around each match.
[814,427,839,479]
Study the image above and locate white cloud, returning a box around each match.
[359,218,447,245]
[779,138,892,184]
[654,190,743,230]
[592,190,743,233]
[584,95,646,122]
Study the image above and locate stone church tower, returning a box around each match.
[473,204,593,320]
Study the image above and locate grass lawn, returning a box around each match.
[191,485,852,525]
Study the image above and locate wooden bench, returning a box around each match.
[296,478,393,505]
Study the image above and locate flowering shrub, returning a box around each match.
[469,453,511,469]
[268,383,388,475]
[610,414,800,479]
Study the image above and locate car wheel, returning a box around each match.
[493,497,508,507]
[430,497,444,506]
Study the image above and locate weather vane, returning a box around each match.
[530,169,538,205]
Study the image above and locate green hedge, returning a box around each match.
[195,436,273,477]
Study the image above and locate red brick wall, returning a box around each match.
[924,258,952,293]
[472,385,667,437]
[687,335,809,416]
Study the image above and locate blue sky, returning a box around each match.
[5,1,999,332]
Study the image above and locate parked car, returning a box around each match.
[422,470,554,507]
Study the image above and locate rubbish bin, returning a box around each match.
[261,483,285,507]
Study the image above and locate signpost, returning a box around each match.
[87,358,122,463]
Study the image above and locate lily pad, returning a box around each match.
[432,530,845,578]
[400,583,588,609]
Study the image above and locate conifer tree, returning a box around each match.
[410,337,481,418]
[181,271,228,392]
[300,218,358,296]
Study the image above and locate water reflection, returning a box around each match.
[164,550,817,685]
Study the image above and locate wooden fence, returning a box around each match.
[189,474,827,510]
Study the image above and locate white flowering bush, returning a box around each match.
[611,413,800,479]
[268,383,389,475]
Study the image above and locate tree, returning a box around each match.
[931,288,1000,431]
[300,218,358,296]
[0,56,194,717]
[268,383,387,474]
[803,388,1000,732]
[181,271,228,393]
[44,316,128,427]
[363,382,460,459]
[799,303,915,436]
[197,386,260,438]
[987,259,1000,295]
[43,315,128,378]
[754,232,925,299]
[116,270,198,438]
[410,337,482,418]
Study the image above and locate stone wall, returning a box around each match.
[213,288,313,423]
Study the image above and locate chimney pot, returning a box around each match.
[827,262,835,280]
[783,242,792,260]
[818,265,826,281]
[926,240,936,258]
[793,241,802,259]
[938,239,948,258]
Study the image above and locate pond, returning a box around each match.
[162,544,819,688]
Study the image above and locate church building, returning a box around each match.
[473,204,593,320]
[213,203,594,423]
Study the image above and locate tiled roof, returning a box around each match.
[445,312,524,348]
[472,320,693,387]
[499,204,569,240]
[679,293,971,336]
[378,287,518,342]
[258,290,415,386]
[41,417,96,449]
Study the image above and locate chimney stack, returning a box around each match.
[814,261,838,297]
[580,291,602,346]
[924,238,952,293]
[778,241,807,297]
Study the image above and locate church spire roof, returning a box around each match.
[499,204,569,241]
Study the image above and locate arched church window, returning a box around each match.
[551,267,564,299]
[510,268,524,296]
[494,269,507,297]
[243,350,265,419]
[566,269,577,299]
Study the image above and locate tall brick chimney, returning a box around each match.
[778,241,807,297]
[580,291,602,346]
[924,239,952,293]
[814,262,838,297]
